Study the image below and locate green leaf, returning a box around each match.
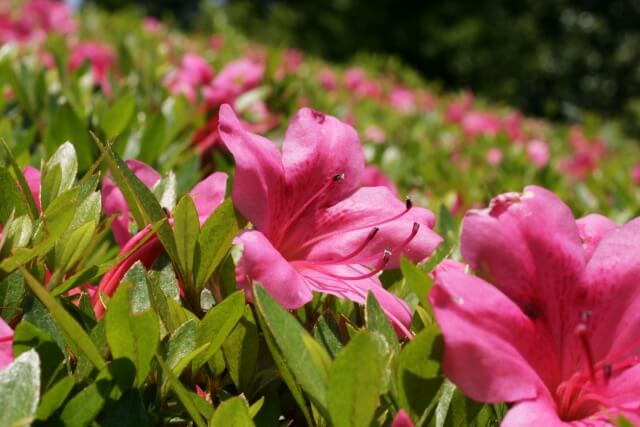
[164,319,196,371]
[365,291,401,354]
[36,376,75,420]
[193,291,245,367]
[91,134,179,261]
[40,142,78,210]
[105,282,160,386]
[253,285,331,417]
[102,389,149,427]
[327,332,384,427]
[397,324,444,419]
[195,199,241,291]
[155,352,207,427]
[56,220,96,273]
[101,93,135,140]
[222,306,259,391]
[59,378,113,427]
[0,214,32,259]
[313,312,343,358]
[0,139,38,219]
[173,194,200,283]
[0,270,25,320]
[401,256,432,310]
[0,167,28,224]
[12,320,65,385]
[43,103,93,170]
[123,261,151,313]
[19,267,106,371]
[0,350,41,427]
[210,397,256,427]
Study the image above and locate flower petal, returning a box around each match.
[0,317,13,371]
[23,166,41,211]
[218,104,284,231]
[300,263,412,337]
[189,172,227,222]
[429,270,556,404]
[501,400,571,427]
[286,187,440,269]
[576,213,616,261]
[282,108,364,206]
[234,230,312,309]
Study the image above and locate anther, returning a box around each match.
[603,363,612,381]
[405,198,413,209]
[368,227,379,241]
[333,173,345,182]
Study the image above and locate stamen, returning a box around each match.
[320,249,392,280]
[576,321,597,383]
[275,173,345,246]
[300,227,380,266]
[0,336,12,343]
[295,200,414,254]
[603,363,612,382]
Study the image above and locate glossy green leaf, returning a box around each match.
[43,104,92,170]
[222,306,259,391]
[365,291,401,354]
[327,332,384,427]
[210,397,256,427]
[36,376,75,420]
[101,93,135,140]
[0,167,28,224]
[173,194,200,283]
[0,350,41,427]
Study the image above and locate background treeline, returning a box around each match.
[89,0,640,132]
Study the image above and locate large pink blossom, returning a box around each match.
[219,104,441,336]
[430,186,640,425]
[93,163,227,318]
[164,53,214,103]
[0,317,13,371]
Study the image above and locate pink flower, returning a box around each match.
[0,0,75,44]
[164,53,214,103]
[461,111,502,138]
[318,68,337,91]
[486,147,503,166]
[0,317,13,371]
[363,125,386,144]
[93,164,227,318]
[69,41,116,96]
[219,105,441,336]
[23,166,41,212]
[142,17,162,33]
[445,92,474,123]
[388,87,416,113]
[344,67,381,98]
[430,186,640,425]
[504,112,523,142]
[361,166,398,196]
[203,58,264,108]
[345,67,365,91]
[527,139,550,168]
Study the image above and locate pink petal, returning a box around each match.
[218,104,284,231]
[300,264,412,337]
[292,187,441,269]
[429,270,556,404]
[360,165,398,196]
[460,186,588,375]
[391,410,414,427]
[234,230,312,309]
[585,218,640,362]
[189,172,227,222]
[282,108,365,207]
[501,400,571,427]
[23,166,41,211]
[0,317,13,371]
[576,213,616,261]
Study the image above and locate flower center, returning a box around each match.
[554,310,640,421]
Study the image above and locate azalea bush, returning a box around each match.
[1,1,639,426]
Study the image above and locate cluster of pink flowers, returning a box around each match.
[0,0,75,44]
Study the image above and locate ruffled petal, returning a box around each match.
[430,270,557,403]
[234,230,312,309]
[282,108,364,207]
[189,172,227,222]
[218,104,284,231]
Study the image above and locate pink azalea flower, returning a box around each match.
[218,104,441,336]
[388,87,416,113]
[504,112,523,142]
[461,111,502,138]
[318,68,337,91]
[93,165,227,319]
[363,125,386,144]
[486,147,503,166]
[164,53,214,103]
[445,92,474,123]
[0,317,13,371]
[361,166,398,196]
[209,34,224,51]
[430,186,640,425]
[68,41,116,96]
[142,17,162,33]
[526,139,550,168]
[23,166,41,212]
[0,0,75,44]
[203,58,264,108]
[102,160,161,247]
